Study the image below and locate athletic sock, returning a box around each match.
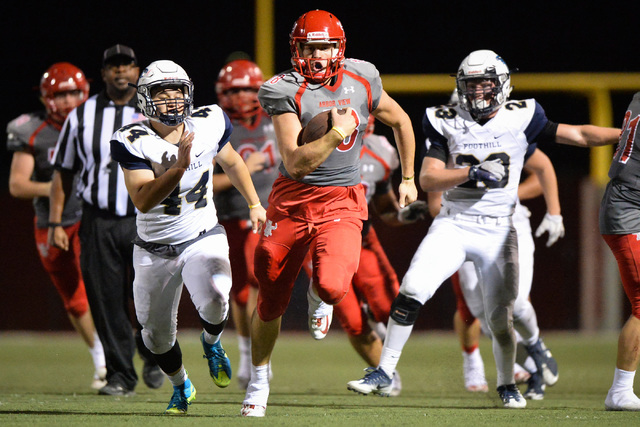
[168,366,188,387]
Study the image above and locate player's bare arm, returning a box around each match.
[372,91,417,207]
[274,107,356,180]
[426,191,444,218]
[516,172,543,201]
[555,123,620,147]
[522,149,560,215]
[48,169,74,251]
[419,156,470,192]
[123,131,193,213]
[215,143,266,233]
[9,152,51,199]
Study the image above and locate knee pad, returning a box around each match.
[199,315,228,336]
[390,293,422,326]
[153,340,183,374]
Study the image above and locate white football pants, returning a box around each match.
[133,233,232,354]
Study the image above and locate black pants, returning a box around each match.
[79,205,151,390]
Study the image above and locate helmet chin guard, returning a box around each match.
[456,50,512,119]
[136,60,194,126]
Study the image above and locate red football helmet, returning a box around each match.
[215,59,264,121]
[289,10,346,83]
[40,62,89,123]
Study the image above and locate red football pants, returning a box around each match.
[603,233,640,319]
[33,220,88,317]
[334,227,400,336]
[255,211,363,322]
[220,219,260,306]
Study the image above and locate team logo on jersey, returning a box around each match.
[343,86,355,94]
[263,220,278,237]
[37,242,49,258]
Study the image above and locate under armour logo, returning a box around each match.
[343,86,355,94]
[263,220,278,237]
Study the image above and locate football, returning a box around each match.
[297,108,347,146]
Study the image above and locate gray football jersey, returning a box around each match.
[259,59,383,187]
[599,92,640,234]
[214,111,280,220]
[6,111,82,228]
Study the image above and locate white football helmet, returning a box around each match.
[456,50,512,119]
[136,60,194,126]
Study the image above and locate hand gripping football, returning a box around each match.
[297,108,347,146]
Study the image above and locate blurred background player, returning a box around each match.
[213,59,280,389]
[302,116,428,396]
[242,10,417,417]
[434,147,563,400]
[111,59,266,414]
[6,62,106,389]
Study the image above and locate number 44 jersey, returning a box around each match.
[423,99,548,217]
[110,104,232,244]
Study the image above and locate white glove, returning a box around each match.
[468,159,505,182]
[397,200,429,223]
[535,213,565,247]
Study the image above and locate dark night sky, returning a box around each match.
[1,1,639,330]
[1,0,639,202]
[3,1,637,183]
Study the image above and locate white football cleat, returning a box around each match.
[463,350,488,392]
[497,384,527,409]
[91,366,107,390]
[605,389,640,411]
[241,404,266,417]
[390,370,402,397]
[307,284,333,340]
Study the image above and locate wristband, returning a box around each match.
[330,126,347,140]
[402,175,415,181]
[47,222,62,228]
[248,201,262,209]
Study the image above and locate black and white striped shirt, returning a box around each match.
[53,91,145,217]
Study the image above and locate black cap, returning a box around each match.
[102,44,137,67]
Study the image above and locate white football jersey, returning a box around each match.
[111,104,232,244]
[423,99,545,217]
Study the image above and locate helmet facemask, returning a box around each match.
[291,40,345,83]
[456,50,512,120]
[136,60,194,126]
[220,88,261,121]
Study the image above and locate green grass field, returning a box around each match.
[0,330,636,426]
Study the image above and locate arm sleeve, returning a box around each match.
[110,139,152,170]
[422,112,449,162]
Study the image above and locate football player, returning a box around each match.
[212,59,279,389]
[301,116,429,397]
[439,147,563,400]
[110,60,266,415]
[347,49,619,408]
[6,62,107,389]
[242,10,417,417]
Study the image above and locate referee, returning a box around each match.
[48,44,163,396]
